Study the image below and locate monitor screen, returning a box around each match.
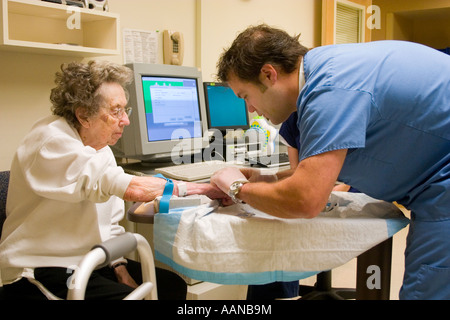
[112,63,208,164]
[142,76,202,142]
[203,82,249,132]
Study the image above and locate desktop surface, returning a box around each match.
[119,154,290,182]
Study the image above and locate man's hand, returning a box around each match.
[240,167,278,183]
[210,167,248,195]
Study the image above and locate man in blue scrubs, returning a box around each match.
[211,24,450,299]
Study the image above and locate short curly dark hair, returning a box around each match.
[50,60,133,128]
[217,24,309,85]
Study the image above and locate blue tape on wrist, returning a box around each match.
[154,174,174,213]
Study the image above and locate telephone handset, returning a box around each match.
[163,30,184,65]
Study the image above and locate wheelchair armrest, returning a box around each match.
[67,233,157,300]
[92,232,137,268]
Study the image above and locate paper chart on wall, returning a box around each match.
[123,28,158,64]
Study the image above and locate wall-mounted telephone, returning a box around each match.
[163,30,184,66]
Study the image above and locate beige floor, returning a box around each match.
[299,208,410,300]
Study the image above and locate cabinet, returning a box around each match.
[0,0,120,56]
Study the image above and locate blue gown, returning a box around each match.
[298,40,450,299]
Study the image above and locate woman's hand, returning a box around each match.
[123,176,167,202]
[123,175,232,204]
[113,264,138,289]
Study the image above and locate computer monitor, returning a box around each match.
[112,63,208,164]
[203,82,249,134]
[202,82,251,162]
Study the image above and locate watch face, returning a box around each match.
[229,181,247,203]
[229,182,239,195]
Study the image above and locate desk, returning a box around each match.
[121,160,259,298]
[128,194,409,300]
[120,161,164,177]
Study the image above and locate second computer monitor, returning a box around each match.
[203,82,249,134]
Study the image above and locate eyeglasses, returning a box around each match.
[108,106,132,119]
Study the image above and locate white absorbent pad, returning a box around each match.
[153,191,409,285]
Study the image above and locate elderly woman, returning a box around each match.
[0,60,226,300]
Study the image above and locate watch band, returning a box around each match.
[228,180,248,203]
[111,261,128,269]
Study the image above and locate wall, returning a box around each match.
[198,0,322,81]
[106,0,198,66]
[0,0,320,170]
[0,52,72,170]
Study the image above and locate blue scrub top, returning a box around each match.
[298,41,450,220]
[279,112,300,151]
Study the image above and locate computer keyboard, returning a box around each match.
[155,160,240,181]
[247,152,290,167]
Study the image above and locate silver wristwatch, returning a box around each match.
[228,180,248,203]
